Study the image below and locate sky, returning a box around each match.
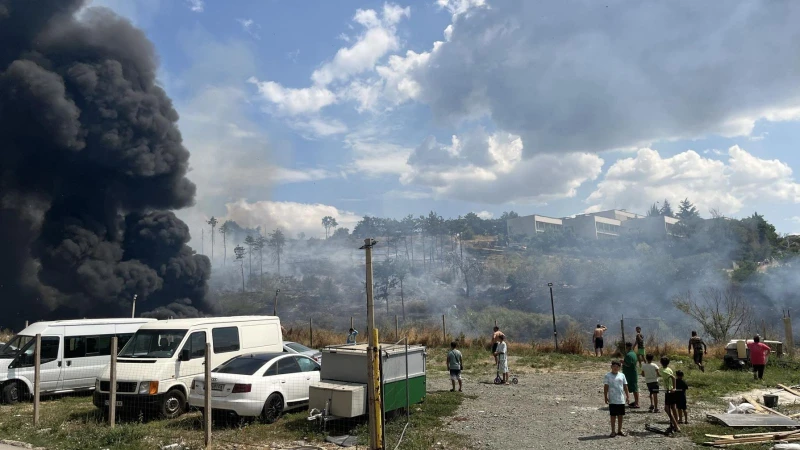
[89,0,800,243]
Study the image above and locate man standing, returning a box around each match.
[622,342,640,408]
[688,331,707,372]
[604,360,630,437]
[635,326,645,367]
[594,324,607,357]
[447,341,463,392]
[494,335,509,384]
[346,328,358,345]
[747,335,771,380]
[491,326,504,364]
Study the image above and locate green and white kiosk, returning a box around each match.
[308,343,426,426]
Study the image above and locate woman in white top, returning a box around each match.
[494,335,509,384]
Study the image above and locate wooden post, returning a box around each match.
[785,311,795,358]
[351,316,354,330]
[33,334,41,426]
[494,319,497,328]
[109,336,118,427]
[310,318,313,348]
[762,319,767,341]
[442,315,447,343]
[204,343,212,448]
[25,320,29,328]
[395,315,399,341]
[620,316,626,354]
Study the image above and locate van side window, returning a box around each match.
[87,336,112,356]
[212,327,240,353]
[18,337,60,367]
[65,337,86,359]
[186,331,206,359]
[117,334,134,352]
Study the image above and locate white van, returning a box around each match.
[93,316,283,418]
[0,318,156,404]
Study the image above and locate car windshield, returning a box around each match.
[212,356,272,375]
[0,335,33,358]
[286,342,313,353]
[118,329,187,358]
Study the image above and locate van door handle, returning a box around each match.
[66,361,72,367]
[58,361,62,367]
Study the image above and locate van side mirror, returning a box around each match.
[179,349,190,361]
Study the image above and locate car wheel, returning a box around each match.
[261,393,284,424]
[2,382,23,404]
[159,389,187,419]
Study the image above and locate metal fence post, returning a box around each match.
[110,336,117,427]
[205,342,212,448]
[442,315,446,343]
[395,316,399,341]
[310,318,314,348]
[33,334,41,427]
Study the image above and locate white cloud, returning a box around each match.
[185,0,203,12]
[223,199,361,238]
[436,0,488,17]
[587,145,800,215]
[401,130,603,204]
[247,78,337,115]
[290,117,348,138]
[237,18,260,39]
[789,216,800,224]
[343,126,413,176]
[476,210,493,219]
[407,2,800,156]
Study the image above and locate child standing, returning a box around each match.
[447,341,463,392]
[641,353,660,412]
[660,356,680,433]
[675,370,689,424]
[635,326,645,367]
[604,360,630,437]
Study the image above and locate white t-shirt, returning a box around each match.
[496,341,507,361]
[604,372,628,405]
[642,362,660,384]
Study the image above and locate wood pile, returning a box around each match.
[704,390,800,447]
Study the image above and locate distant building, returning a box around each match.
[506,215,563,238]
[507,209,679,241]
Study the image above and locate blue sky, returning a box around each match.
[92,0,800,240]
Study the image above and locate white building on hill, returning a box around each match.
[507,209,680,241]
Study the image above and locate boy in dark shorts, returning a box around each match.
[635,326,645,367]
[688,331,707,372]
[604,360,630,437]
[594,324,607,357]
[641,353,660,412]
[660,356,680,433]
[675,370,689,424]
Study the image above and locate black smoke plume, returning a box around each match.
[0,0,211,328]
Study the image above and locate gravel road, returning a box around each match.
[430,370,698,449]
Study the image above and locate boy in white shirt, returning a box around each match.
[640,353,660,412]
[604,360,630,437]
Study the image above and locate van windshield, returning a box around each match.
[119,330,187,358]
[0,335,33,358]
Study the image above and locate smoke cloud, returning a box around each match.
[0,0,210,327]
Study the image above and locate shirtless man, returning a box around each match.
[492,326,504,364]
[593,324,608,357]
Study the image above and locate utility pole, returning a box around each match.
[131,294,137,318]
[360,238,383,450]
[273,289,280,316]
[548,283,558,351]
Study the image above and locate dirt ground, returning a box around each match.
[430,369,698,449]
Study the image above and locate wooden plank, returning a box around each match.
[742,396,768,414]
[706,413,799,428]
[779,383,800,397]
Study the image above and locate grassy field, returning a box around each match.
[0,387,468,450]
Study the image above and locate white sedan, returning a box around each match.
[188,352,320,423]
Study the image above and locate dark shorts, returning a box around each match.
[676,395,687,410]
[647,382,659,394]
[449,369,462,381]
[693,351,703,364]
[595,337,604,349]
[609,403,625,416]
[664,392,676,406]
[491,343,498,353]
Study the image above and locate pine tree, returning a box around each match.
[647,203,661,217]
[677,198,700,220]
[659,199,674,217]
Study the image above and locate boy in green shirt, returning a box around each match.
[660,356,680,434]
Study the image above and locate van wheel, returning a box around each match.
[159,389,187,419]
[2,382,24,404]
[261,393,284,424]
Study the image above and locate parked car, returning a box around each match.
[0,318,155,404]
[283,341,321,364]
[188,353,320,423]
[94,315,283,419]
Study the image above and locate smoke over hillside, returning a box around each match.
[0,0,211,327]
